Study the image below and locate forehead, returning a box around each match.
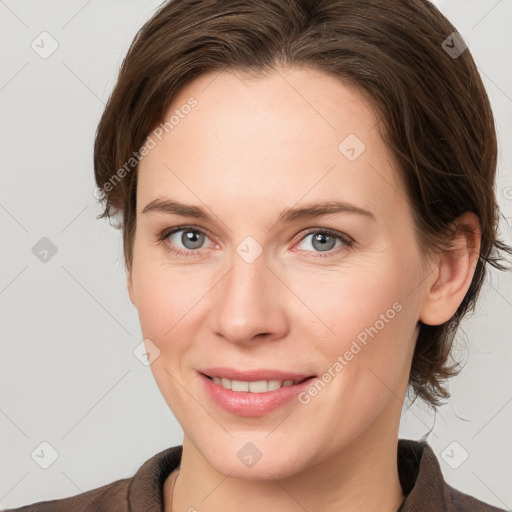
[137,66,407,224]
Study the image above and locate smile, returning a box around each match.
[199,368,317,417]
[209,376,305,393]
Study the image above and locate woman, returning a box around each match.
[4,0,510,510]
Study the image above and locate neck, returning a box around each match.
[165,423,405,512]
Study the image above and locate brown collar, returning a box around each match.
[126,440,504,511]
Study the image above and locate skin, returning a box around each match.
[127,66,481,512]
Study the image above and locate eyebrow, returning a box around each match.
[141,198,375,223]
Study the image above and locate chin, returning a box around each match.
[191,429,316,481]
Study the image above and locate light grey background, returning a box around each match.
[0,0,511,509]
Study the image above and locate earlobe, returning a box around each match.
[419,212,481,326]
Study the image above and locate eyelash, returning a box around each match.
[156,225,353,258]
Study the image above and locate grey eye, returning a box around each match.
[297,232,344,253]
[170,230,207,250]
[313,233,336,251]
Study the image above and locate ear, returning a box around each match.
[127,270,136,307]
[419,212,481,326]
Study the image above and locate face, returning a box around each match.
[128,66,432,479]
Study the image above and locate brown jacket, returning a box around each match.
[2,440,506,511]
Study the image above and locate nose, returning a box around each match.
[210,251,289,345]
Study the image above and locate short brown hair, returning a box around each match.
[94,0,511,407]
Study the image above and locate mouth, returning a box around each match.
[202,374,310,393]
[198,368,317,417]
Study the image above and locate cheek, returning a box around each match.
[294,272,416,455]
[131,264,210,413]
[294,253,419,399]
[289,255,411,345]
[132,260,212,338]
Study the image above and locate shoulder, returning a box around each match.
[446,484,507,512]
[398,439,507,512]
[0,477,131,512]
[1,445,182,512]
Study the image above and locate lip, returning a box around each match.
[198,368,317,417]
[199,367,313,382]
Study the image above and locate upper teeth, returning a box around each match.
[212,377,300,393]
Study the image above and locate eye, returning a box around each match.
[157,226,215,256]
[157,226,352,258]
[295,229,352,256]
